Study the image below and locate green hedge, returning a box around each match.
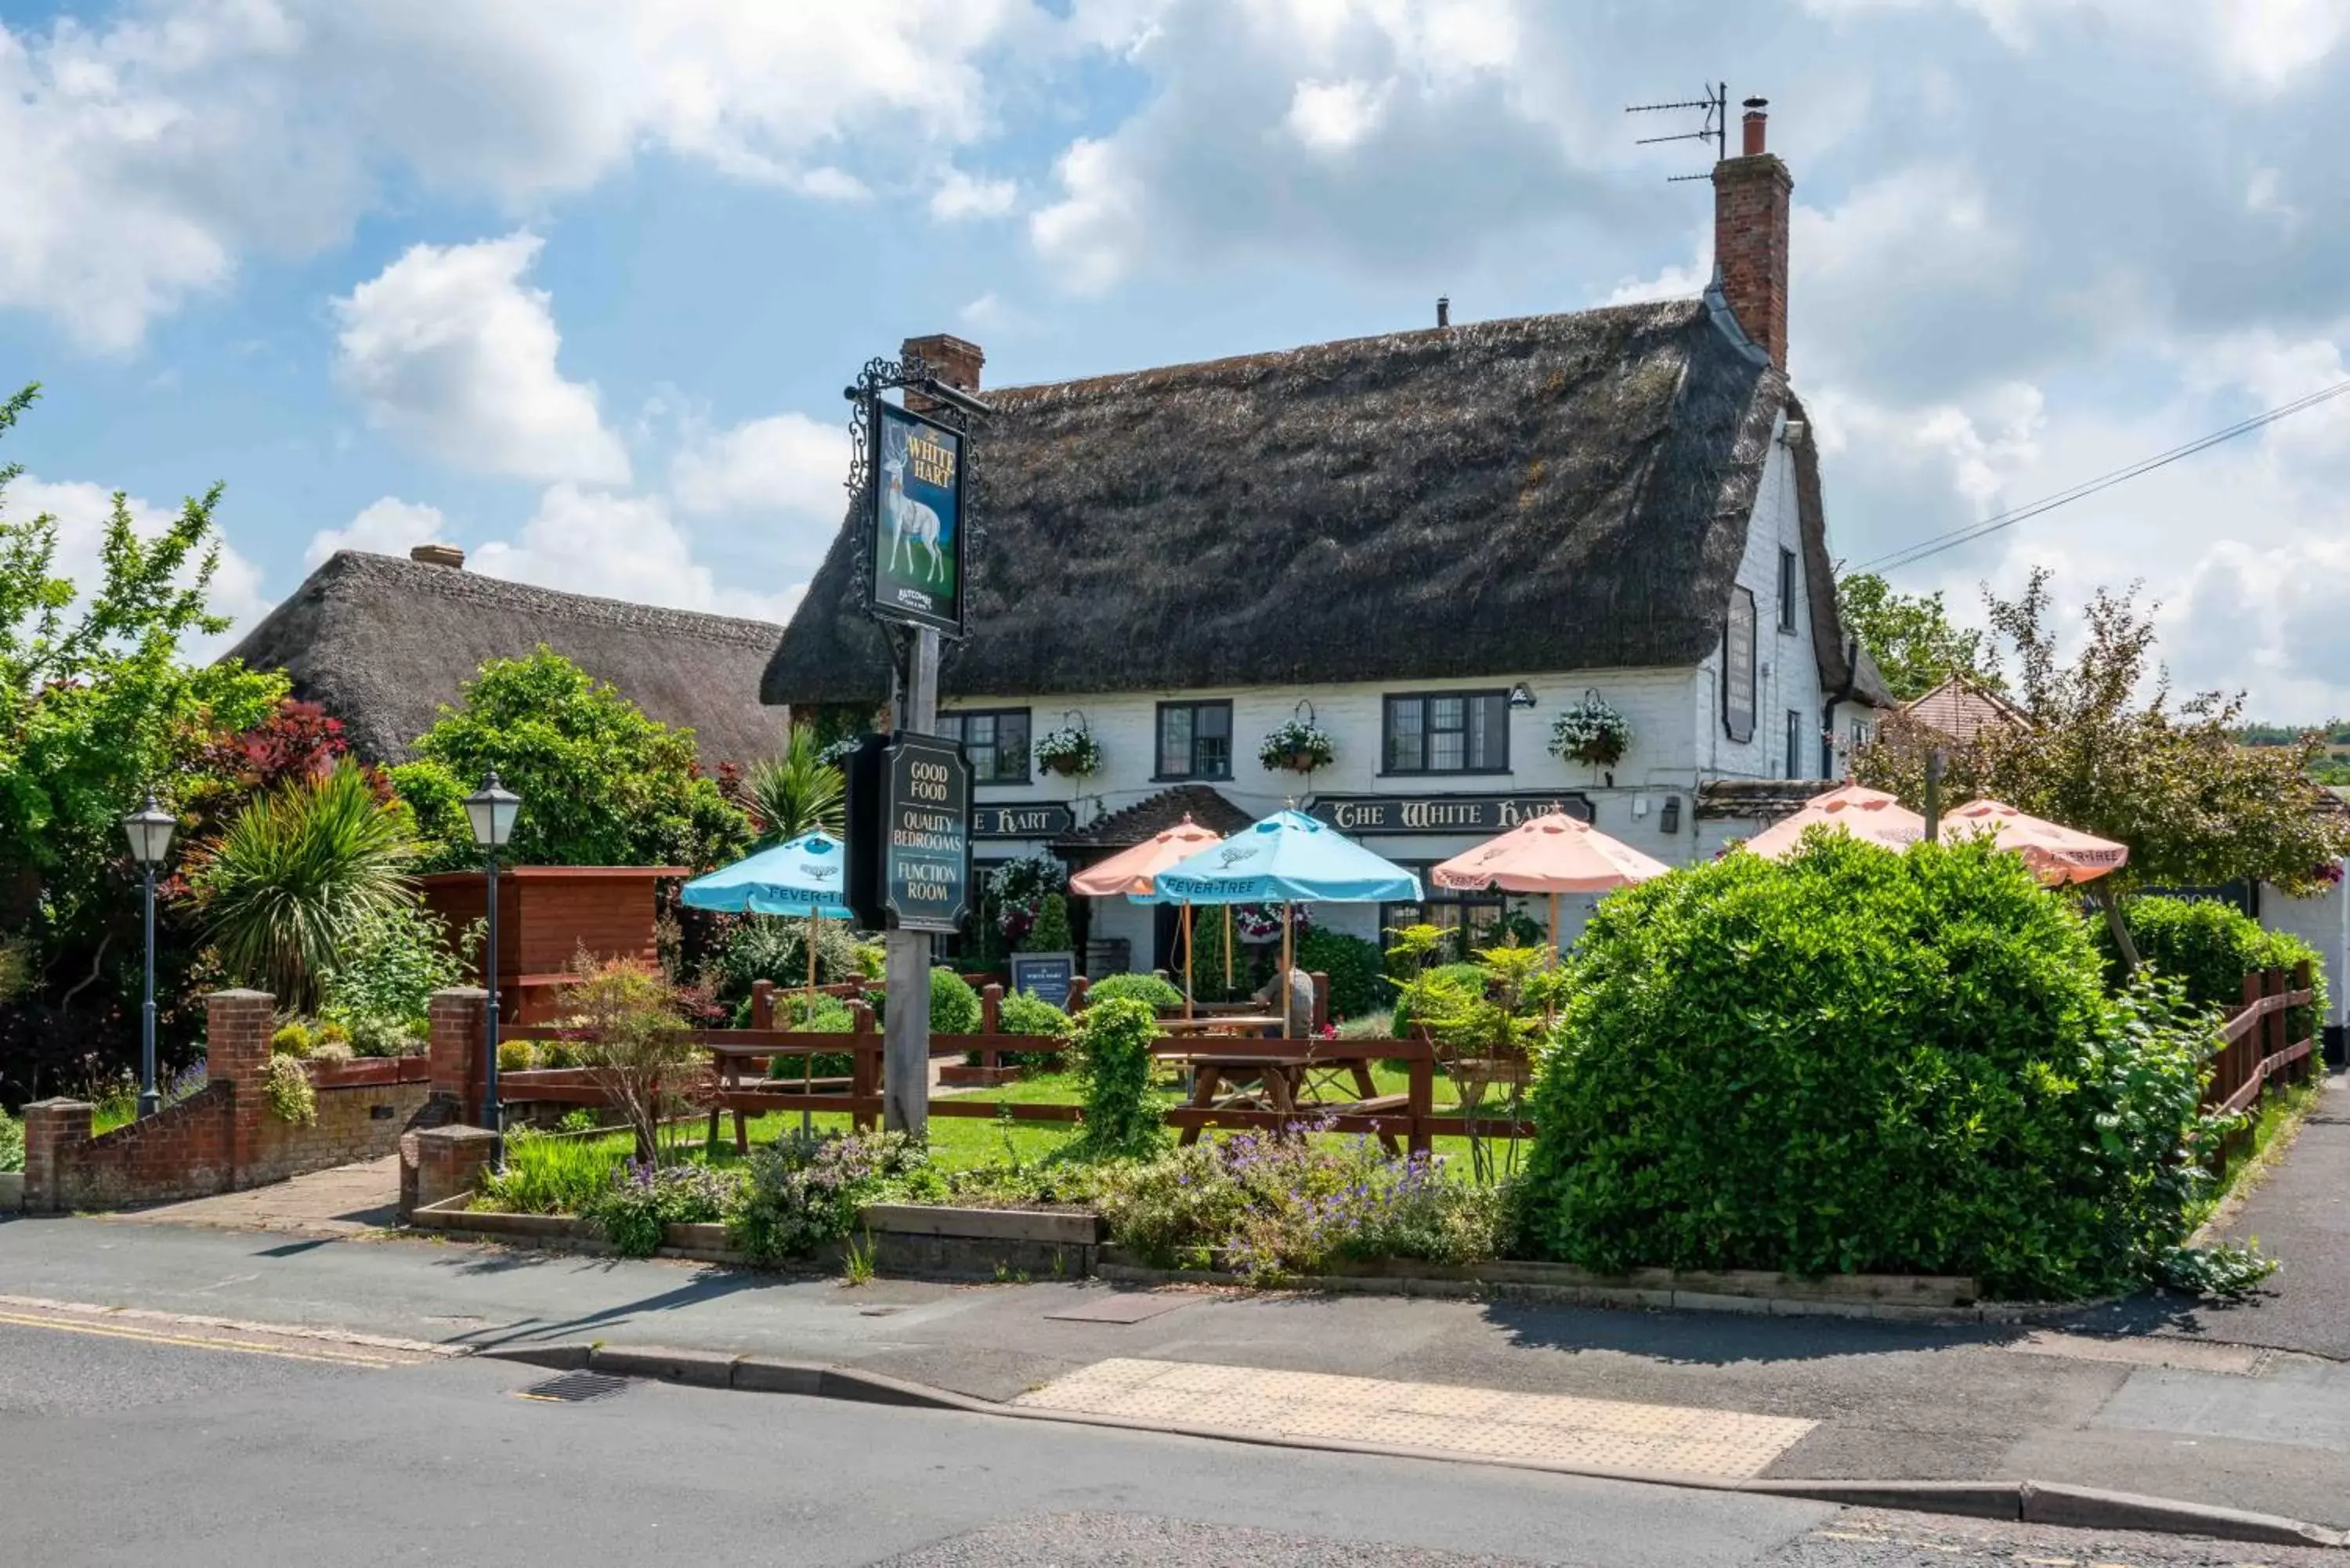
[2101,895,2326,1039]
[1296,929,1386,1020]
[1085,973,1186,1012]
[1518,833,2221,1299]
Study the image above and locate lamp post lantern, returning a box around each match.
[121,793,178,1118]
[463,772,522,1162]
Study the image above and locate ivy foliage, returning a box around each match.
[1068,996,1167,1161]
[1519,833,2228,1299]
[392,648,750,873]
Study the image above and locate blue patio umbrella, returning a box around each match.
[682,832,851,995]
[1147,811,1420,1033]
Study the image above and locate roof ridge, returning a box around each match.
[323,551,782,645]
[987,298,1708,403]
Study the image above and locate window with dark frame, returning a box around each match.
[1155,700,1232,779]
[1786,710,1806,781]
[935,709,1030,785]
[1383,691,1509,774]
[1380,865,1506,962]
[1777,547,1799,632]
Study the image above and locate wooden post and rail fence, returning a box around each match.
[486,963,2314,1166]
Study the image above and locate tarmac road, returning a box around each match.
[1,1318,2339,1567]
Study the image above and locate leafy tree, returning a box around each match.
[1854,569,2350,965]
[394,648,750,872]
[555,953,711,1163]
[745,726,844,844]
[186,761,421,1010]
[1,384,284,1097]
[1838,571,2002,703]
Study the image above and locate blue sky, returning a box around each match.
[5,0,2348,713]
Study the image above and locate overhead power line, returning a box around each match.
[1856,376,2350,575]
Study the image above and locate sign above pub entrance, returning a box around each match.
[1305,793,1594,836]
[971,803,1077,840]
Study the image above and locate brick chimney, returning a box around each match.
[1711,96,1792,370]
[901,334,983,414]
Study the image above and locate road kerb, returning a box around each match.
[468,1340,2347,1548]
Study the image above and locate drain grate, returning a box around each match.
[516,1370,631,1404]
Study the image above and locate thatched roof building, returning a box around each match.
[764,294,1878,710]
[224,548,787,764]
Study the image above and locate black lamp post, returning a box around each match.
[462,772,522,1160]
[121,793,178,1119]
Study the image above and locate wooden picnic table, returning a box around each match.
[1156,1013,1285,1038]
[1162,1039,1402,1153]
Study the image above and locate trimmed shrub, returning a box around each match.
[1084,972,1185,1013]
[1389,963,1484,1039]
[1519,833,2225,1299]
[1296,929,1386,1020]
[1068,997,1166,1160]
[992,988,1073,1071]
[271,1021,313,1058]
[858,966,984,1036]
[707,915,866,1002]
[763,992,857,1082]
[2102,895,2328,1039]
[495,1038,536,1073]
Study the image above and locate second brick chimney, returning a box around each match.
[901,334,984,414]
[1711,97,1792,370]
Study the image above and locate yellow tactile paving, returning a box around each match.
[1011,1357,1817,1478]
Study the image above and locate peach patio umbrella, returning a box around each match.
[1742,782,1928,859]
[1942,799,2130,885]
[1432,812,1672,956]
[1068,814,1224,1015]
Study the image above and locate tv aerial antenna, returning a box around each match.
[1626,82,1726,181]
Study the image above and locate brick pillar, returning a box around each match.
[205,989,275,1187]
[428,988,490,1125]
[20,1098,92,1213]
[408,1125,501,1215]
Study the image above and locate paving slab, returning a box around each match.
[95,1155,401,1237]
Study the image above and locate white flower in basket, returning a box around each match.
[1549,692,1630,769]
[1032,724,1101,778]
[1258,717,1335,774]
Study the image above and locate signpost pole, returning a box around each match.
[883,627,941,1136]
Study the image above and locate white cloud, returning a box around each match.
[3,475,266,658]
[469,483,801,624]
[1286,78,1388,152]
[670,413,850,518]
[331,233,631,485]
[959,291,1038,334]
[305,497,449,569]
[931,168,1018,221]
[0,1,1026,348]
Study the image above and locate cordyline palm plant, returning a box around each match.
[190,761,418,1010]
[746,726,844,846]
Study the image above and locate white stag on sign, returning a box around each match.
[883,439,949,585]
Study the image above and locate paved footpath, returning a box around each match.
[3,1071,2345,1537]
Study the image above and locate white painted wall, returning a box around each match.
[2259,872,2348,1029]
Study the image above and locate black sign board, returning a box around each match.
[845,732,973,934]
[1723,584,1756,744]
[1007,952,1077,1008]
[972,803,1077,840]
[1306,793,1593,836]
[866,400,966,637]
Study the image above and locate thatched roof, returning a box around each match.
[1054,785,1254,851]
[223,551,788,764]
[765,293,1878,706]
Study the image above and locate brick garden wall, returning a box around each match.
[20,991,443,1213]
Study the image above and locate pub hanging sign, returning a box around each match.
[866,400,967,637]
[845,732,974,934]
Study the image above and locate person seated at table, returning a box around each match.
[1253,964,1316,1038]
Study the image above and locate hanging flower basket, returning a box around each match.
[1232,901,1311,941]
[1032,724,1101,779]
[1259,718,1335,774]
[1549,691,1630,770]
